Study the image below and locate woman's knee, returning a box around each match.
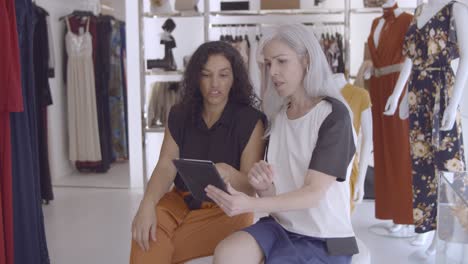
[214,231,263,263]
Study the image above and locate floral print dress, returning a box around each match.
[403,1,466,234]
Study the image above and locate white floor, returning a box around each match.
[53,162,130,189]
[43,187,440,264]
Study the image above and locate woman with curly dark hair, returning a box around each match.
[130,41,266,264]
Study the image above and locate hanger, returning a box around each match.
[59,10,94,21]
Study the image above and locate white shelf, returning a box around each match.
[210,8,345,16]
[142,12,203,18]
[145,70,183,76]
[350,7,415,14]
[145,127,165,133]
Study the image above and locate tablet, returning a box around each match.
[172,158,228,202]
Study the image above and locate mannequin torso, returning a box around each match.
[334,73,373,205]
[417,0,452,29]
[385,0,468,131]
[373,0,403,48]
[383,0,468,254]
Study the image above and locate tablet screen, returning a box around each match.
[172,159,228,202]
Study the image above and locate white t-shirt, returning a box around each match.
[267,97,358,254]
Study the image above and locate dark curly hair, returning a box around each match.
[180,41,260,123]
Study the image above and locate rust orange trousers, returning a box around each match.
[129,190,253,264]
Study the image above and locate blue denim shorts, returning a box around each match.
[243,217,352,264]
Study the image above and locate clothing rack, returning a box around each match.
[59,10,94,21]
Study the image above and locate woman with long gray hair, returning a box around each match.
[205,24,359,263]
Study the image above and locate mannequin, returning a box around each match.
[147,18,177,71]
[384,0,468,256]
[365,0,415,234]
[334,73,373,208]
[372,0,403,45]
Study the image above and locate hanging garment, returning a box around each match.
[93,15,114,172]
[32,4,54,202]
[0,0,23,262]
[147,82,182,127]
[65,14,105,171]
[109,20,128,160]
[249,36,261,96]
[319,33,345,73]
[65,16,102,162]
[45,15,55,77]
[341,84,372,212]
[120,22,129,158]
[228,38,249,66]
[11,0,50,262]
[367,8,414,224]
[402,1,466,233]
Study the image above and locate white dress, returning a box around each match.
[65,17,101,162]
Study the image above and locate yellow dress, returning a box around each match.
[341,83,372,212]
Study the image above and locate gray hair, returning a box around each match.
[257,24,353,135]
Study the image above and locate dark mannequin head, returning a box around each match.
[162,18,176,32]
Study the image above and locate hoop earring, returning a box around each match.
[306,65,310,73]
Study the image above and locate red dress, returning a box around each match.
[0,0,23,263]
[368,11,414,224]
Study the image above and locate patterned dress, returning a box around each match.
[403,1,466,233]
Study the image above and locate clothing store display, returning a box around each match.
[64,13,128,172]
[0,0,22,262]
[147,82,182,127]
[341,84,372,212]
[129,189,253,264]
[109,20,128,160]
[65,16,102,162]
[402,1,466,233]
[33,4,54,202]
[220,1,249,11]
[260,0,300,9]
[319,32,345,74]
[264,97,358,256]
[11,0,50,262]
[367,6,414,224]
[168,102,266,210]
[147,18,177,71]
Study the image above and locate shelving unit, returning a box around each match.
[136,0,419,187]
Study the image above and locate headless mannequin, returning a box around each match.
[334,73,373,205]
[364,0,404,79]
[384,0,468,256]
[365,0,415,234]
